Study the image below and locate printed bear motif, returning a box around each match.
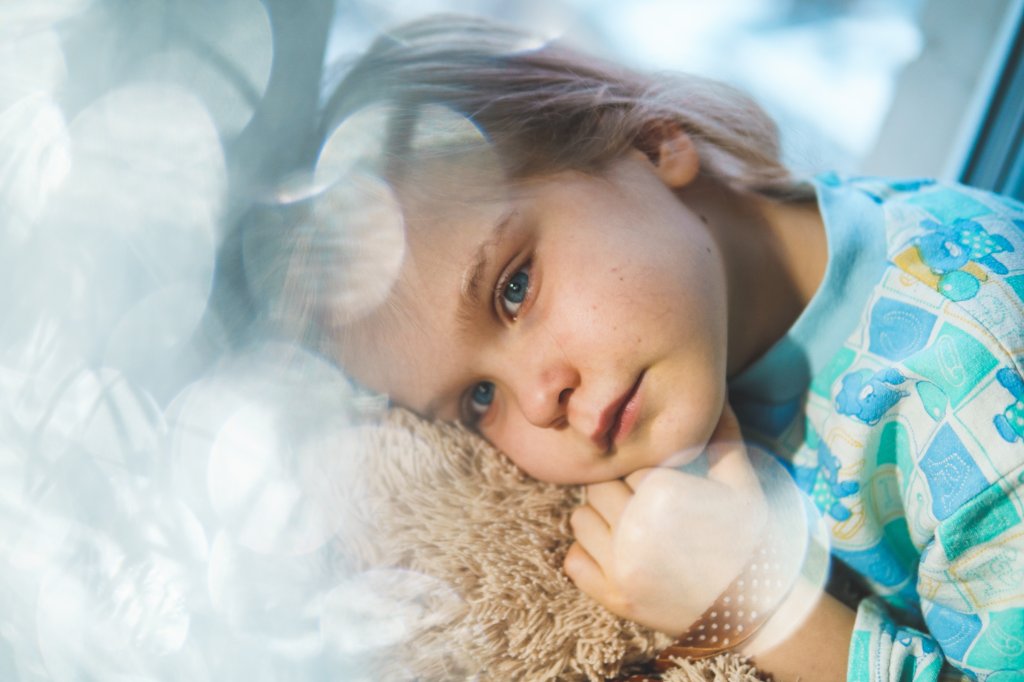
[993,367,1024,443]
[795,439,860,522]
[893,218,1015,301]
[836,367,909,426]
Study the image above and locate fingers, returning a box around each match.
[585,479,633,523]
[622,401,761,501]
[623,467,655,492]
[569,504,614,566]
[704,402,761,492]
[562,542,607,597]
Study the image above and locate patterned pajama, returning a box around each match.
[732,176,1024,680]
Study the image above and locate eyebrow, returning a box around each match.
[456,209,516,330]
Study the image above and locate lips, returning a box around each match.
[591,372,645,452]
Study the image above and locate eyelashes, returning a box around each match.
[497,265,530,319]
[461,261,533,426]
[464,380,495,422]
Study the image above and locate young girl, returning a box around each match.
[286,13,1024,681]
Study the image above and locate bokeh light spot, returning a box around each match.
[36,536,193,682]
[134,0,272,137]
[321,568,465,656]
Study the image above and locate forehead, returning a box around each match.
[332,156,513,414]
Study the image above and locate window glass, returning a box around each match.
[328,0,925,175]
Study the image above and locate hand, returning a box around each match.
[564,403,768,636]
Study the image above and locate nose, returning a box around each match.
[505,336,580,429]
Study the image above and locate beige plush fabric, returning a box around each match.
[333,407,769,681]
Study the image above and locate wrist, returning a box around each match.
[742,583,855,682]
[738,573,821,656]
[653,534,789,669]
[653,445,823,668]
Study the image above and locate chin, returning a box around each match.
[658,445,705,469]
[647,416,719,469]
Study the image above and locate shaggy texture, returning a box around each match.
[333,407,769,681]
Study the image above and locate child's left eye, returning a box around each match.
[461,380,496,426]
[499,267,530,318]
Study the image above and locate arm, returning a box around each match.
[748,462,1023,682]
[743,577,856,682]
[790,411,1024,681]
[846,469,1024,682]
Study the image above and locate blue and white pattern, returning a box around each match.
[735,176,1024,681]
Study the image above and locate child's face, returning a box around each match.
[338,150,730,484]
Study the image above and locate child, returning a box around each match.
[291,13,1024,681]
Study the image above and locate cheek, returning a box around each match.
[485,417,530,466]
[485,418,569,482]
[551,254,649,326]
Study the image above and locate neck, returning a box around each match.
[678,177,827,377]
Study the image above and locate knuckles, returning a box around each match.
[603,590,639,620]
[562,542,591,582]
[612,544,658,587]
[569,505,587,529]
[562,543,580,577]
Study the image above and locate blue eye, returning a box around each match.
[463,380,495,423]
[501,268,529,317]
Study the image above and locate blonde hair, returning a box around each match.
[321,13,810,199]
[265,13,813,354]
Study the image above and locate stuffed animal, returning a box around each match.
[330,408,770,681]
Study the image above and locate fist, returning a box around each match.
[564,404,769,636]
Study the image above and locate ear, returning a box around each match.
[634,122,700,189]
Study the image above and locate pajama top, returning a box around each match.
[730,174,1024,681]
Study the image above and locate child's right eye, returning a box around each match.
[497,265,531,320]
[462,381,496,424]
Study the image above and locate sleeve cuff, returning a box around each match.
[848,597,945,682]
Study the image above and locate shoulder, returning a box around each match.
[830,177,1024,368]
[804,178,1024,502]
[807,176,1024,381]
[803,174,1024,457]
[819,213,1024,473]
[871,179,1024,265]
[817,174,1024,252]
[818,173,1022,216]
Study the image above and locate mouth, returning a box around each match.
[592,371,645,453]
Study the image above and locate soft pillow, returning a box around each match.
[332,407,768,681]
